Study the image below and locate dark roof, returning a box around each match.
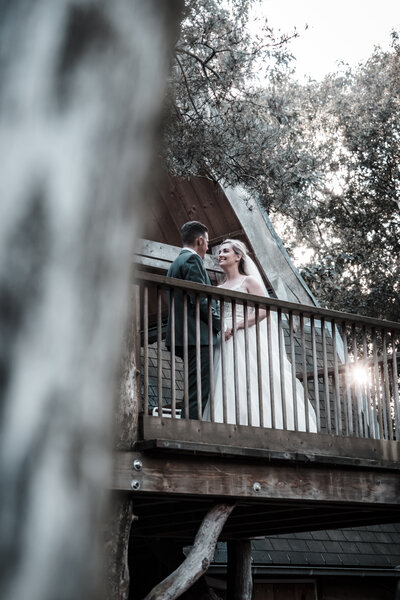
[213,524,400,570]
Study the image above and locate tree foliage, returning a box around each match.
[163,0,314,202]
[286,36,400,320]
[163,0,400,321]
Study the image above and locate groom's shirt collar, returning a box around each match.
[182,247,201,258]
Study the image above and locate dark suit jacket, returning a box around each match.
[165,249,221,351]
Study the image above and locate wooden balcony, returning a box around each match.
[113,272,400,540]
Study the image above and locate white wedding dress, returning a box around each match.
[204,279,317,432]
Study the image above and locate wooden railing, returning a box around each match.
[136,272,400,463]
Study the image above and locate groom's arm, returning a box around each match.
[183,254,221,333]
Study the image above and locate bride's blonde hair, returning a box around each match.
[221,239,249,275]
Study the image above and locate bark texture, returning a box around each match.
[0,2,182,600]
[104,495,136,600]
[115,285,141,450]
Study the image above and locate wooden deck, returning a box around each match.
[113,444,400,540]
[112,272,400,538]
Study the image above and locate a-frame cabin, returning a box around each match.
[112,174,400,599]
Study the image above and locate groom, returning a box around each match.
[165,221,221,419]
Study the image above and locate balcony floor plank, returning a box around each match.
[140,416,400,470]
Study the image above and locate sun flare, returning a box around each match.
[352,365,370,386]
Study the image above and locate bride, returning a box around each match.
[204,239,317,432]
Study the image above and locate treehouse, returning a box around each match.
[112,174,400,599]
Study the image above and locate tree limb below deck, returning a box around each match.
[143,503,235,600]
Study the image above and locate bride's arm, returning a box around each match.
[225,276,267,340]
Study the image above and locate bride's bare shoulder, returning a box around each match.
[243,275,258,286]
[244,275,266,295]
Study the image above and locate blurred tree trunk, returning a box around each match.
[0,2,182,600]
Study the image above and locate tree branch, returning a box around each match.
[143,503,235,600]
[175,55,202,118]
[177,47,221,80]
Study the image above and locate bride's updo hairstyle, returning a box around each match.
[222,239,249,275]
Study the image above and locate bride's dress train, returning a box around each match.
[204,281,317,432]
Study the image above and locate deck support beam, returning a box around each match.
[227,540,253,600]
[113,451,400,506]
[143,503,235,600]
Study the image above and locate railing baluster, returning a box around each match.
[256,305,264,429]
[321,317,331,435]
[170,290,176,419]
[157,287,163,416]
[267,307,275,429]
[220,300,227,424]
[183,293,189,419]
[289,311,298,431]
[372,328,383,439]
[244,302,252,425]
[208,296,214,423]
[379,360,388,440]
[195,295,202,420]
[278,308,287,430]
[232,300,240,424]
[342,322,352,436]
[351,323,362,438]
[300,313,309,432]
[392,330,400,440]
[382,329,393,441]
[362,325,373,439]
[379,329,392,440]
[143,286,149,415]
[310,316,320,433]
[332,320,342,435]
[351,324,360,436]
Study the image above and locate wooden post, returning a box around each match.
[227,540,253,600]
[104,495,136,600]
[105,287,141,600]
[114,285,141,450]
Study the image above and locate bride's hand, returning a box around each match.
[224,327,233,341]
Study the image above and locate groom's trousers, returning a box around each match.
[181,345,211,420]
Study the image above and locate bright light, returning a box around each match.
[292,245,314,265]
[248,0,400,81]
[352,365,369,386]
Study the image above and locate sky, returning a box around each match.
[250,0,400,80]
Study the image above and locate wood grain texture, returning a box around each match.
[104,495,136,600]
[141,416,400,466]
[135,239,222,274]
[113,451,400,506]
